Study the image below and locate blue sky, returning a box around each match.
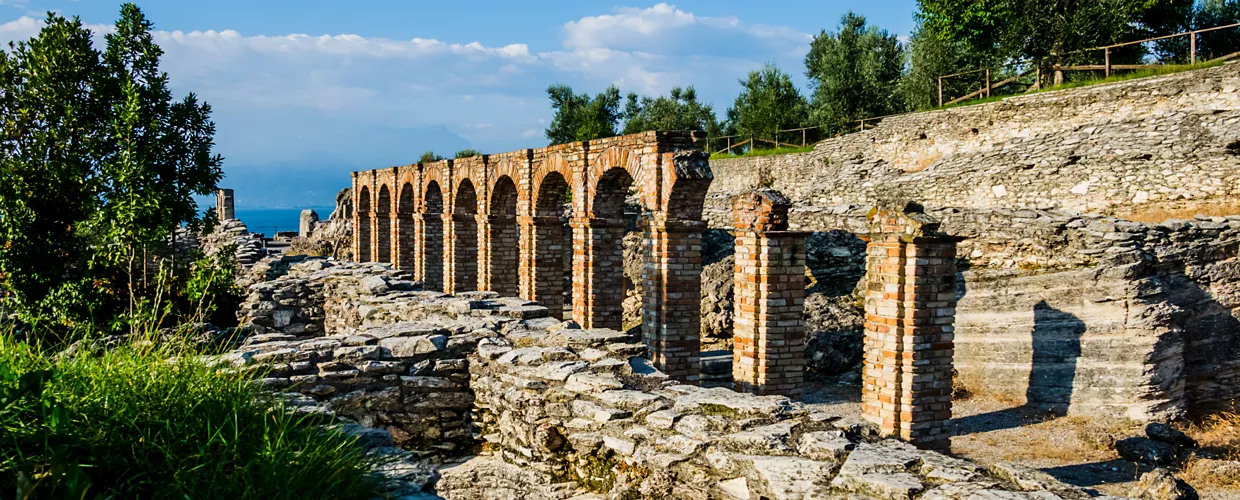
[0,0,917,208]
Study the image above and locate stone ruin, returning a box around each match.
[227,254,1122,499]
[214,65,1240,498]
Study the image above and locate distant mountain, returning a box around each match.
[209,124,474,209]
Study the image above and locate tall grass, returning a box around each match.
[0,334,382,499]
[710,145,815,160]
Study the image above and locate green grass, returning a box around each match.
[710,145,814,160]
[940,59,1229,110]
[0,334,383,499]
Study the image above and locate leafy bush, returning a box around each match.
[0,336,381,499]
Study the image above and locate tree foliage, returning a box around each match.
[544,84,623,145]
[453,149,481,159]
[726,64,808,146]
[805,12,905,134]
[620,86,721,135]
[418,151,444,164]
[0,5,224,335]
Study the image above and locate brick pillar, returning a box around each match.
[444,212,478,294]
[519,216,566,317]
[414,213,443,290]
[571,217,625,329]
[395,212,415,271]
[375,212,391,263]
[731,189,809,397]
[216,188,235,221]
[861,203,959,451]
[481,215,519,296]
[357,211,371,263]
[642,216,704,383]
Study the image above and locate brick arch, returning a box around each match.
[585,145,650,215]
[396,182,416,271]
[357,185,372,263]
[534,152,574,215]
[420,163,448,211]
[376,184,392,263]
[535,171,570,217]
[490,176,518,217]
[486,175,520,296]
[449,178,479,293]
[591,167,635,220]
[420,180,445,291]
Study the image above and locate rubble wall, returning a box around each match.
[707,63,1240,216]
[232,259,1109,500]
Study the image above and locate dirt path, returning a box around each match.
[800,379,1240,499]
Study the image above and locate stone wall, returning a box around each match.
[707,63,1240,217]
[230,258,1117,499]
[704,201,1240,419]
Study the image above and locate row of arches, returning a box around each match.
[350,133,712,381]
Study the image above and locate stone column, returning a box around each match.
[518,216,567,317]
[731,189,809,397]
[642,216,704,383]
[861,202,959,451]
[571,217,626,329]
[299,209,319,238]
[216,188,235,221]
[414,213,443,290]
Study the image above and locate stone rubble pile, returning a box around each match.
[201,218,266,266]
[226,257,1135,499]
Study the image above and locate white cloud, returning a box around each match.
[0,5,811,164]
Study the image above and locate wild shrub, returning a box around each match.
[0,335,381,499]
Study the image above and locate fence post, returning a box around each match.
[726,136,732,155]
[1104,47,1111,78]
[937,77,943,107]
[1191,32,1197,65]
[801,128,806,147]
[985,68,991,97]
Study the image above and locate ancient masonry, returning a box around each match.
[229,256,1098,499]
[730,189,809,397]
[350,132,714,382]
[350,131,968,448]
[704,63,1240,418]
[861,204,960,451]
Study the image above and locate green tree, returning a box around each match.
[725,64,808,148]
[0,13,109,327]
[0,5,224,334]
[544,84,623,145]
[418,151,444,163]
[898,25,971,110]
[453,148,481,159]
[620,86,720,135]
[805,12,905,134]
[1195,0,1240,59]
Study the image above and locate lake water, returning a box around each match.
[235,207,337,236]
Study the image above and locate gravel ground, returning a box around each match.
[799,378,1240,499]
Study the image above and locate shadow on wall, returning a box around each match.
[1026,300,1086,416]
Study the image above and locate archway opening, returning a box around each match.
[376,185,392,263]
[357,186,372,262]
[487,176,519,296]
[397,182,416,271]
[452,179,479,292]
[422,181,444,291]
[534,172,572,318]
[578,167,634,330]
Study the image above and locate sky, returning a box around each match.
[0,0,918,208]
